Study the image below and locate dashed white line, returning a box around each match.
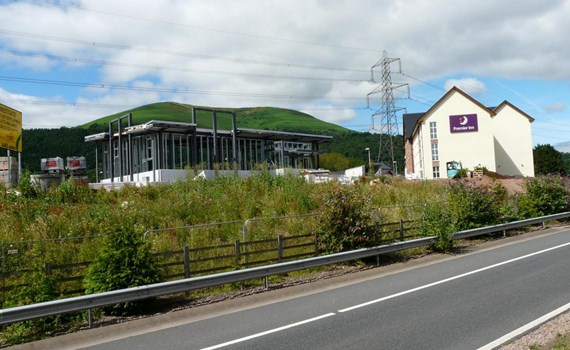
[200,241,570,350]
[199,313,336,350]
[338,241,570,313]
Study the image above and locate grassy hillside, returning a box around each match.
[81,102,353,136]
[19,102,404,175]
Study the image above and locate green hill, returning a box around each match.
[20,102,405,177]
[82,102,353,136]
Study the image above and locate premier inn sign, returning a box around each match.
[449,114,478,133]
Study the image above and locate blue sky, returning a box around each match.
[0,0,569,149]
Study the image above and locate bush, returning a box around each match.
[17,170,40,199]
[447,181,508,230]
[516,176,570,218]
[420,202,456,252]
[317,184,378,253]
[83,223,161,315]
[1,269,70,344]
[420,180,511,251]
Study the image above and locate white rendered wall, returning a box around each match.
[419,91,496,179]
[492,104,535,177]
[412,125,425,179]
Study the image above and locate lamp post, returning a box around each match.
[365,148,371,175]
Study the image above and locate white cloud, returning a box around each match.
[543,102,567,114]
[0,0,570,131]
[444,78,487,95]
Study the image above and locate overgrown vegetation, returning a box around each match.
[1,174,569,345]
[83,222,161,315]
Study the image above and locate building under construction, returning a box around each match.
[84,109,332,183]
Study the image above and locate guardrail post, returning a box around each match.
[399,220,405,241]
[277,235,283,263]
[183,246,190,279]
[45,262,52,275]
[87,309,93,328]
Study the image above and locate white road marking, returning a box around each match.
[200,241,570,349]
[477,301,570,350]
[338,241,570,313]
[199,313,336,350]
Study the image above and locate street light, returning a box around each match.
[365,147,371,174]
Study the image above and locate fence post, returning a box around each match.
[45,262,52,275]
[234,240,241,269]
[183,246,190,279]
[314,234,319,255]
[277,235,283,263]
[242,220,250,267]
[1,241,4,307]
[399,220,405,241]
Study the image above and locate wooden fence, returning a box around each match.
[0,219,421,306]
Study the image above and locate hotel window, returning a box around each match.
[430,122,437,139]
[433,166,440,179]
[431,143,439,161]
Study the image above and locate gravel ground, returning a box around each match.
[500,311,570,350]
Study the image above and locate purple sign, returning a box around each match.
[449,114,478,133]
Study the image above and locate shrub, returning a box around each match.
[17,170,40,199]
[317,184,378,253]
[420,202,456,252]
[516,176,570,218]
[420,180,511,251]
[447,181,508,230]
[1,269,70,344]
[83,223,161,315]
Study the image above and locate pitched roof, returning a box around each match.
[403,112,424,140]
[401,87,535,142]
[493,101,535,122]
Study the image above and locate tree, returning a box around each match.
[319,152,352,171]
[533,144,564,175]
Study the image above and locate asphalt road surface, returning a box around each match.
[21,228,570,350]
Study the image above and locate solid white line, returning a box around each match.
[477,301,570,350]
[199,313,336,350]
[338,241,570,313]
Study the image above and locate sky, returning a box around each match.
[0,0,569,148]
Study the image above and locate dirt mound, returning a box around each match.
[461,174,525,194]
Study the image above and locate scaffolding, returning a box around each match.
[85,110,332,183]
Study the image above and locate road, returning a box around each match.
[23,228,570,350]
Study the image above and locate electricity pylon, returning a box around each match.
[367,50,409,174]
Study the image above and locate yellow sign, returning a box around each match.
[0,103,22,152]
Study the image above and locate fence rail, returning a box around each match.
[0,217,421,299]
[1,212,568,326]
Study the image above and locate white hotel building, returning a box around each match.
[403,87,535,180]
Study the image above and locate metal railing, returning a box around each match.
[1,211,568,325]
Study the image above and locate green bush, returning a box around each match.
[420,180,512,251]
[516,176,570,218]
[447,181,509,230]
[420,202,456,252]
[317,184,378,253]
[1,269,70,344]
[17,170,40,199]
[83,223,161,315]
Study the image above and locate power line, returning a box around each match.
[0,29,370,73]
[0,49,367,83]
[32,0,378,53]
[0,75,371,101]
[400,72,445,92]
